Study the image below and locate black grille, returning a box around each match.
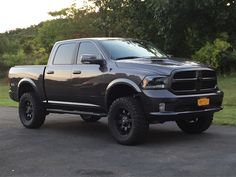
[173,71,196,79]
[170,70,217,95]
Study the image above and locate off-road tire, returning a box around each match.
[108,97,149,145]
[176,114,213,134]
[19,92,46,128]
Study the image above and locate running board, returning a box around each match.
[47,109,107,117]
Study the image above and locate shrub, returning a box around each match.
[192,38,233,73]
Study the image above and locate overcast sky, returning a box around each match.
[0,0,84,33]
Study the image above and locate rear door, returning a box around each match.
[44,42,77,102]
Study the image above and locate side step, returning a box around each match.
[47,109,107,117]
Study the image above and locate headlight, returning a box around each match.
[141,76,168,89]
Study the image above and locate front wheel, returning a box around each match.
[176,114,213,134]
[19,92,46,129]
[108,97,149,145]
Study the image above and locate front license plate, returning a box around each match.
[198,98,210,106]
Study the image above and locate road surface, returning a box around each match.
[0,106,236,177]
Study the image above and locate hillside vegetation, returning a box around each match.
[0,0,236,77]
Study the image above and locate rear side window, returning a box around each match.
[77,42,102,64]
[53,43,76,65]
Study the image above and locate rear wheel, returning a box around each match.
[80,115,101,122]
[19,92,46,128]
[176,114,213,134]
[108,97,149,145]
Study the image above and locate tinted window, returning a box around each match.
[100,39,166,60]
[53,43,76,65]
[77,42,102,64]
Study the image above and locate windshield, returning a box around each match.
[100,39,167,60]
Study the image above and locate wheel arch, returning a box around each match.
[105,79,142,110]
[17,78,40,100]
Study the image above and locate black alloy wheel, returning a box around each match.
[115,108,132,135]
[22,99,34,121]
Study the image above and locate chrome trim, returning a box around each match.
[45,100,100,107]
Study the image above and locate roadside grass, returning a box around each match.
[214,74,236,125]
[0,80,18,107]
[0,74,235,125]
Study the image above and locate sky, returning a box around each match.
[0,0,84,33]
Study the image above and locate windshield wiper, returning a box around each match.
[115,56,141,60]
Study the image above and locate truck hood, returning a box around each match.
[115,58,205,76]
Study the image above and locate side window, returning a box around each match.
[53,43,76,65]
[77,42,102,64]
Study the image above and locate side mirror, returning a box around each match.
[81,54,105,66]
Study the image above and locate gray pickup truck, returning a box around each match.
[9,38,223,145]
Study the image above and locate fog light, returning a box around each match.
[159,103,166,112]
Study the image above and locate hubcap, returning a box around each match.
[116,109,132,135]
[23,100,33,121]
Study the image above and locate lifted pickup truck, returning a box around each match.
[9,38,223,145]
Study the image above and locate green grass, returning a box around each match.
[214,74,236,125]
[0,80,18,107]
[0,74,236,125]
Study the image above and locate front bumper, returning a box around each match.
[140,89,224,122]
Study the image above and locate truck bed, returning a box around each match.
[9,65,47,101]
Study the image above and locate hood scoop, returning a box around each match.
[150,59,181,66]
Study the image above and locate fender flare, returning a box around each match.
[106,78,141,93]
[17,78,39,99]
[105,78,142,108]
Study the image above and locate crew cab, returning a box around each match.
[9,38,224,145]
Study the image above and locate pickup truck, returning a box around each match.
[9,38,224,145]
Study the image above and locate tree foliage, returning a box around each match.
[0,0,236,77]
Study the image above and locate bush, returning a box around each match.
[192,38,236,73]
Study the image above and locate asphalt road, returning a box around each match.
[1,106,236,177]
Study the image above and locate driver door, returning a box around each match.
[71,41,107,109]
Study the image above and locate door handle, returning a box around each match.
[73,70,82,74]
[47,71,54,74]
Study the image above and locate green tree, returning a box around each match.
[90,0,236,57]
